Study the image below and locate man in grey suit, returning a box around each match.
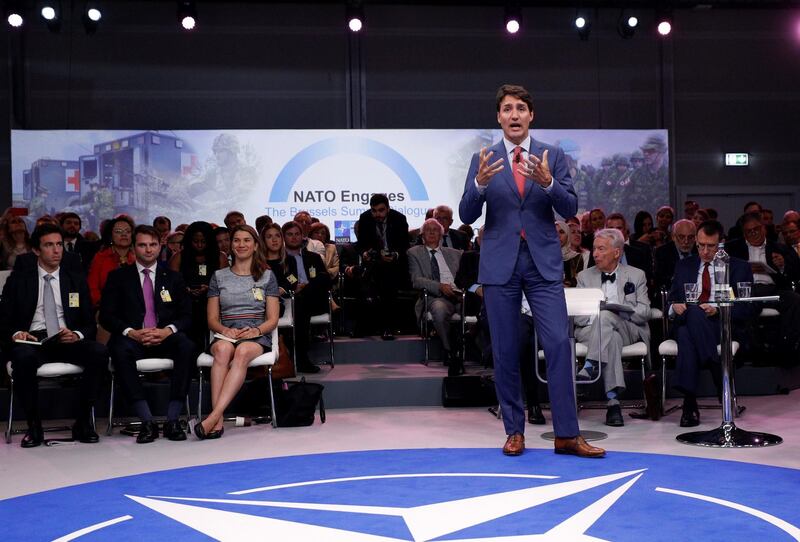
[408,218,463,376]
[574,228,651,427]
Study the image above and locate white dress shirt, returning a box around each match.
[30,265,66,333]
[426,246,455,286]
[746,241,775,285]
[122,262,177,336]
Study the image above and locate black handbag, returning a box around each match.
[276,377,326,427]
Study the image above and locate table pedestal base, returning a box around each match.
[677,422,782,448]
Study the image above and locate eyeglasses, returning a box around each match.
[675,234,696,242]
[113,229,132,235]
[743,226,763,237]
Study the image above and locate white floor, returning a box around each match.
[2,391,799,500]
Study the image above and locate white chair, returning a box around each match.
[195,326,280,428]
[658,338,742,417]
[106,358,191,436]
[6,360,88,443]
[278,292,296,373]
[421,289,470,364]
[279,291,335,369]
[0,269,12,298]
[310,292,336,368]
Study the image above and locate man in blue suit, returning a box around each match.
[667,220,754,427]
[459,84,604,458]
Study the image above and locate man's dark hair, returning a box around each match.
[369,193,389,208]
[740,211,763,227]
[134,224,160,242]
[697,220,724,239]
[59,212,81,227]
[31,223,63,249]
[214,226,229,236]
[606,212,627,228]
[495,84,534,112]
[255,214,273,234]
[743,201,762,212]
[281,220,303,236]
[705,207,718,220]
[152,215,171,229]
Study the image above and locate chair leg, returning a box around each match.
[268,367,277,428]
[5,377,14,444]
[640,356,647,407]
[328,316,335,368]
[106,374,115,436]
[185,394,191,419]
[197,367,203,420]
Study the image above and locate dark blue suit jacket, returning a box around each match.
[668,255,755,329]
[459,138,577,284]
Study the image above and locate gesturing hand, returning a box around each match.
[520,149,552,187]
[476,147,505,186]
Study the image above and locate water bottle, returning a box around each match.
[712,242,730,301]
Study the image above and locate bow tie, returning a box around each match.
[601,272,616,284]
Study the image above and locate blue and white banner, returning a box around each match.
[11,129,668,235]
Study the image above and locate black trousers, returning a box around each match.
[9,339,107,426]
[292,285,331,365]
[108,331,195,404]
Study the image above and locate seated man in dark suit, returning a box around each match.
[725,212,800,354]
[281,220,332,373]
[408,218,463,375]
[0,223,106,448]
[60,212,99,273]
[603,213,654,282]
[668,220,754,427]
[100,225,195,444]
[431,205,469,250]
[355,193,410,339]
[653,219,698,303]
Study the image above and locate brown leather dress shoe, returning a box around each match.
[502,433,525,456]
[554,435,606,458]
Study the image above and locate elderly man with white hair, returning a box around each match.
[574,228,651,427]
[408,218,464,375]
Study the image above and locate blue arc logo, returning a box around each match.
[269,137,429,202]
[4,449,800,541]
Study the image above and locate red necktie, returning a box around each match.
[513,146,526,239]
[699,263,711,303]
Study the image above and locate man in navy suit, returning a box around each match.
[0,224,106,447]
[100,225,194,444]
[459,84,604,458]
[668,220,754,427]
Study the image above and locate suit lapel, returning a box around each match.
[523,138,545,203]
[495,141,521,202]
[130,265,146,310]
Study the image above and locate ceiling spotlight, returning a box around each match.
[575,10,591,41]
[346,4,363,32]
[5,3,24,28]
[657,11,672,37]
[504,6,522,35]
[617,10,638,39]
[40,2,61,32]
[177,1,196,30]
[82,3,102,34]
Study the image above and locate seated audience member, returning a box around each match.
[281,220,331,373]
[557,220,584,287]
[60,212,99,272]
[165,230,184,260]
[668,220,755,427]
[782,219,800,257]
[655,205,675,236]
[761,208,778,243]
[566,218,591,270]
[432,205,469,250]
[408,208,435,244]
[704,207,719,221]
[224,211,246,230]
[254,214,273,236]
[0,214,31,270]
[683,200,700,221]
[601,213,654,284]
[215,226,231,263]
[457,224,475,251]
[783,210,800,232]
[87,216,136,307]
[408,218,463,375]
[176,223,189,232]
[309,222,340,279]
[582,207,606,249]
[169,221,228,350]
[355,193,410,339]
[154,216,172,262]
[194,225,280,440]
[293,210,326,258]
[575,228,651,427]
[633,211,666,249]
[0,224,106,448]
[691,208,709,230]
[727,201,762,241]
[100,225,195,444]
[262,223,292,294]
[726,212,800,354]
[654,219,698,297]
